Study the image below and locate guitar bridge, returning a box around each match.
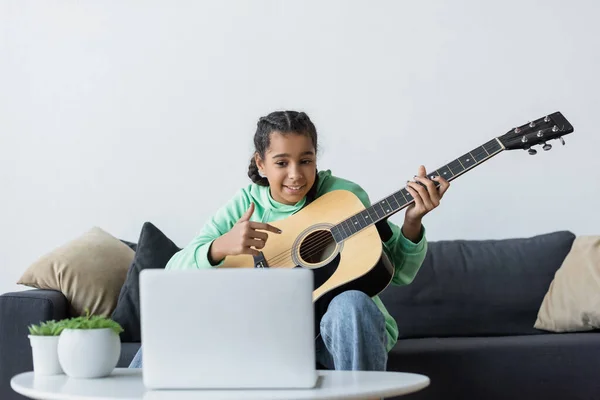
[253,252,269,268]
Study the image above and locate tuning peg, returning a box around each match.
[528,148,537,155]
[559,136,565,145]
[529,121,536,128]
[544,116,551,122]
[543,142,552,151]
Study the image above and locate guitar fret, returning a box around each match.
[345,220,354,237]
[428,170,441,179]
[367,207,378,221]
[484,139,501,154]
[373,203,386,219]
[338,221,348,238]
[380,199,393,215]
[458,152,476,169]
[331,226,343,242]
[471,146,487,162]
[358,214,367,229]
[347,217,356,231]
[345,219,355,236]
[388,194,400,209]
[393,191,406,207]
[351,215,364,230]
[437,165,453,179]
[448,160,464,175]
[359,210,370,227]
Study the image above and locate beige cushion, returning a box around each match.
[534,235,600,332]
[17,227,134,317]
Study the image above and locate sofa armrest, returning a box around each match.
[0,289,68,400]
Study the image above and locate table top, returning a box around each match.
[11,368,429,400]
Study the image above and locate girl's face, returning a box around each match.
[256,131,317,205]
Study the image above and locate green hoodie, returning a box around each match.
[165,169,427,352]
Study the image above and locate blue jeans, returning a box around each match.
[129,290,388,371]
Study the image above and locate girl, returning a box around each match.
[129,110,450,371]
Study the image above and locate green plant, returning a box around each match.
[61,308,124,335]
[28,320,65,336]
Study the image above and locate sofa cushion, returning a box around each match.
[379,230,576,338]
[111,222,180,342]
[534,235,600,332]
[16,227,135,318]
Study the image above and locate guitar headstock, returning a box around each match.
[498,111,574,154]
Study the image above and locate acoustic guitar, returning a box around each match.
[221,111,574,336]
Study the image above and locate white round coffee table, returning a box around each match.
[12,368,429,399]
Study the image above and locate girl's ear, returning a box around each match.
[254,153,265,175]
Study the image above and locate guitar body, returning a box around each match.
[220,190,395,337]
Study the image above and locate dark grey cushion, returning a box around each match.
[386,332,600,400]
[111,222,180,342]
[379,230,576,338]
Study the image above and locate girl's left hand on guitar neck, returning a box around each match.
[402,165,450,243]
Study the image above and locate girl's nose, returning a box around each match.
[288,164,303,179]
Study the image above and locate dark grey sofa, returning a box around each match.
[2,230,599,400]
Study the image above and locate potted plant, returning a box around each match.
[28,320,65,375]
[57,309,123,379]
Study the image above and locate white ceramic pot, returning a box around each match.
[28,335,63,375]
[57,328,121,379]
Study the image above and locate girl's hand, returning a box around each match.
[210,203,281,262]
[405,165,450,224]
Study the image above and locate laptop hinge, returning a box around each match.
[253,252,269,268]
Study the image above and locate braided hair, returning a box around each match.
[248,111,318,187]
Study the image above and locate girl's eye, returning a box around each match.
[275,160,313,167]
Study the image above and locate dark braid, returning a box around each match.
[247,157,269,186]
[247,111,318,186]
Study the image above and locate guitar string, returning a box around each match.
[266,230,331,267]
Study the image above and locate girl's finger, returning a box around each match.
[414,176,440,206]
[244,238,265,251]
[408,181,433,210]
[249,230,268,241]
[249,221,282,234]
[431,176,451,198]
[406,183,424,209]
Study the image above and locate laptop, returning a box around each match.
[138,267,318,390]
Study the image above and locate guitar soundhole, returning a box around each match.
[299,230,336,265]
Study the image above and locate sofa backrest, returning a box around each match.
[378,230,576,339]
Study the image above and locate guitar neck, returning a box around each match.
[330,138,505,243]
